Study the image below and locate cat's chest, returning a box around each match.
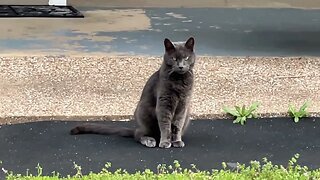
[163,78,193,97]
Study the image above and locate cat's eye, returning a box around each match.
[183,57,189,61]
[172,57,177,61]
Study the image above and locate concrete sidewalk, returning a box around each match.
[70,0,320,9]
[1,7,320,56]
[1,56,320,125]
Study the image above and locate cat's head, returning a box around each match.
[163,37,195,74]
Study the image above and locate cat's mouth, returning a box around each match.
[168,68,189,76]
[175,69,188,74]
[178,71,186,74]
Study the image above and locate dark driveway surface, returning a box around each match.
[1,118,320,178]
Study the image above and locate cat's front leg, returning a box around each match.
[156,97,177,148]
[171,108,187,148]
[157,114,172,148]
[171,126,185,148]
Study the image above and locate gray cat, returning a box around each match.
[70,37,196,148]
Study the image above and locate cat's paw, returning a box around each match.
[172,141,185,148]
[140,136,156,148]
[159,141,171,148]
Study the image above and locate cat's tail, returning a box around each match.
[70,123,135,137]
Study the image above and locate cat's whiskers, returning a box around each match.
[187,70,193,76]
[168,69,174,76]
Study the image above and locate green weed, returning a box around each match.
[223,102,260,125]
[5,154,320,180]
[288,101,309,123]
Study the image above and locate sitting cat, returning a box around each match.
[70,37,196,148]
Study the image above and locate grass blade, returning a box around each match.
[240,117,246,125]
[223,107,240,117]
[248,102,259,112]
[235,106,241,114]
[288,104,296,116]
[241,105,246,116]
[299,101,309,112]
[233,117,241,124]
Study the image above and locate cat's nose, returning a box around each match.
[178,67,183,69]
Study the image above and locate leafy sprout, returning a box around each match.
[288,101,309,123]
[223,102,260,125]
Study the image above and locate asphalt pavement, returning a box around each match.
[1,118,320,178]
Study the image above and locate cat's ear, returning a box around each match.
[185,37,195,52]
[164,38,175,53]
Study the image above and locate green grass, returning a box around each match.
[4,154,320,180]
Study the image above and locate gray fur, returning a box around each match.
[70,37,196,148]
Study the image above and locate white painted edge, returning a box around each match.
[48,0,67,6]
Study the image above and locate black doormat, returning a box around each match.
[0,5,83,18]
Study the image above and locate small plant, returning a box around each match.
[288,101,309,123]
[223,102,260,125]
[6,154,320,180]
